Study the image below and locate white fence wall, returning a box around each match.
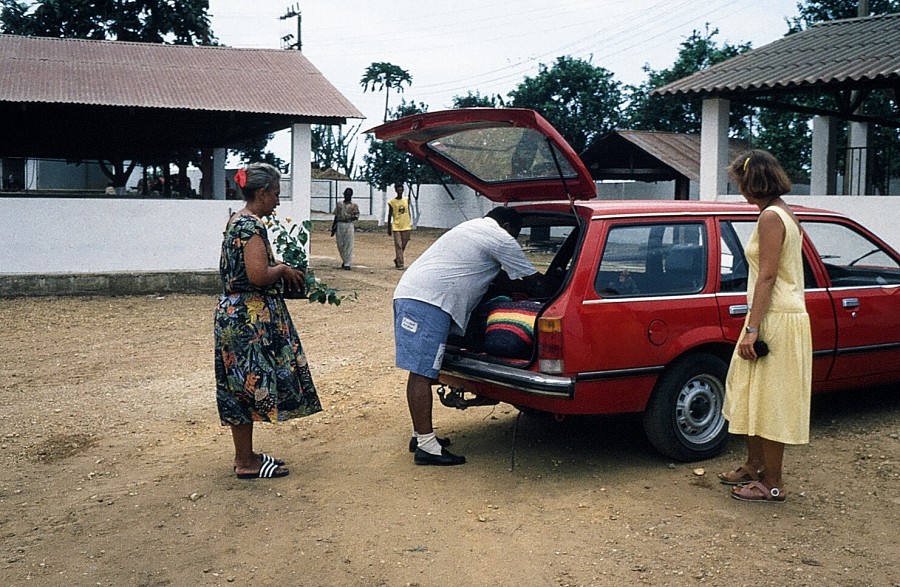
[2,183,899,274]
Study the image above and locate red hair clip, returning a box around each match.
[234,168,247,189]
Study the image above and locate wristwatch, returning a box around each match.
[745,326,759,334]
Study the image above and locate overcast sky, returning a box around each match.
[207,0,801,162]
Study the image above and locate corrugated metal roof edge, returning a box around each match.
[0,98,355,118]
[652,13,900,96]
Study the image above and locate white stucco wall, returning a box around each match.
[2,198,237,273]
[2,187,898,275]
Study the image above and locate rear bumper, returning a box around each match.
[439,354,575,398]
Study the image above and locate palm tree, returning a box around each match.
[359,62,413,122]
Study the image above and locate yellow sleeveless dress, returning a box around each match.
[723,206,813,445]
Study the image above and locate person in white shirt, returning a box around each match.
[393,207,542,465]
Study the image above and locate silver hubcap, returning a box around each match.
[674,374,725,445]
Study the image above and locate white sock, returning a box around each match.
[416,432,443,456]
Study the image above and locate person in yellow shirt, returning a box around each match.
[387,182,412,269]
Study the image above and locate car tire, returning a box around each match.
[643,353,729,462]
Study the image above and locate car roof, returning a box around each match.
[514,199,848,219]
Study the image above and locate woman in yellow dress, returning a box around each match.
[720,150,812,503]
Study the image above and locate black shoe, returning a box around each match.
[341,265,352,270]
[414,448,466,466]
[408,435,451,453]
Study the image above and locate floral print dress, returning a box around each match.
[214,215,322,425]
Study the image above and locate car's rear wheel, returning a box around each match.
[643,353,729,462]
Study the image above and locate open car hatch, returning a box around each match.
[365,108,597,203]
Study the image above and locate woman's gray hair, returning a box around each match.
[241,162,280,200]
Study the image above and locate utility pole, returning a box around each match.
[279,3,302,51]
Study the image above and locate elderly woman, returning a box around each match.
[214,162,321,479]
[719,150,812,503]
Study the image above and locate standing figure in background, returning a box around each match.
[387,182,412,269]
[719,150,812,504]
[331,187,360,270]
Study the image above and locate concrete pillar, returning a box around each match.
[289,123,312,253]
[811,116,837,195]
[847,121,869,195]
[212,148,226,200]
[699,98,730,200]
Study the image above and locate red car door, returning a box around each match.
[802,219,900,386]
[715,217,835,384]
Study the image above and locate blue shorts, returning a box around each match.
[393,298,452,379]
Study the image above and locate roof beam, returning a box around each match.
[741,97,900,129]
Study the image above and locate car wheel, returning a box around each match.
[643,353,729,462]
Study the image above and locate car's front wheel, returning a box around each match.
[643,353,729,462]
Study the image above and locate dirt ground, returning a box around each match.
[1,222,898,587]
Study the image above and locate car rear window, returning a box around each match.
[428,127,579,183]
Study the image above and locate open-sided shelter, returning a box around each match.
[0,34,364,282]
[580,130,750,199]
[653,13,900,198]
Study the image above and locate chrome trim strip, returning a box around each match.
[835,341,900,356]
[583,293,717,305]
[440,355,575,398]
[586,210,850,221]
[577,365,665,381]
[828,284,900,292]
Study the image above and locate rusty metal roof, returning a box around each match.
[0,33,363,118]
[581,130,750,182]
[654,13,900,98]
[0,34,364,159]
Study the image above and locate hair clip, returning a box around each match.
[743,157,751,172]
[234,168,247,189]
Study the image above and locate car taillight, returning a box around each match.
[537,317,564,374]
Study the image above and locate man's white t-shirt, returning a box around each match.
[393,216,537,334]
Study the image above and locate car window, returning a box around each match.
[428,127,579,183]
[802,221,900,287]
[719,220,818,291]
[519,223,577,272]
[719,221,750,292]
[596,222,707,297]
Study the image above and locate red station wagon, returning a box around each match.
[368,108,900,461]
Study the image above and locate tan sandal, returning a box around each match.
[731,480,785,503]
[717,464,761,486]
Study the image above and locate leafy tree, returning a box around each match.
[754,108,813,179]
[363,100,437,191]
[231,134,287,173]
[788,0,900,29]
[624,27,751,136]
[311,123,360,178]
[363,100,449,226]
[360,62,413,122]
[507,56,622,154]
[0,0,215,44]
[451,91,504,109]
